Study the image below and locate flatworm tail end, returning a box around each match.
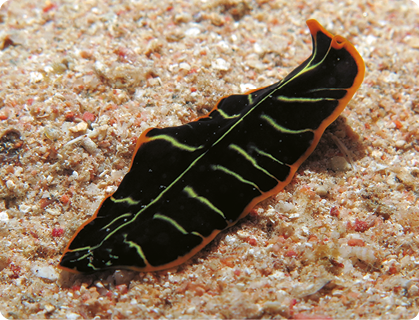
[288,19,365,173]
[307,19,365,105]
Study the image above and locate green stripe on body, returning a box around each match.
[260,114,314,134]
[229,144,278,181]
[183,186,226,219]
[211,164,262,194]
[149,135,203,152]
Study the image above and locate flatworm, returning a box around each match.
[59,20,365,273]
